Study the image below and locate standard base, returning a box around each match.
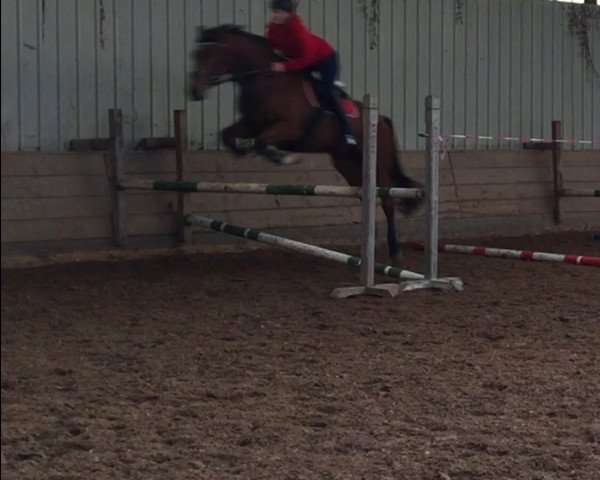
[400,277,464,292]
[331,283,401,299]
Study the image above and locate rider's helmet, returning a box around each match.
[270,0,297,12]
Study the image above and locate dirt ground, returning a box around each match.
[1,231,599,480]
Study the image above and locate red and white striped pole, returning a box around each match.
[404,241,600,267]
[442,133,600,145]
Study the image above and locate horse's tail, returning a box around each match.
[382,116,424,216]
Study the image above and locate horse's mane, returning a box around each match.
[197,24,272,50]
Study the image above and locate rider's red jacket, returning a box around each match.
[266,14,334,72]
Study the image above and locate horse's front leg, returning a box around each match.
[255,121,303,165]
[221,120,255,157]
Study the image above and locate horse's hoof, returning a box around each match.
[278,153,301,165]
[267,152,301,166]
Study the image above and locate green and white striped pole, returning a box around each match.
[186,214,424,282]
[118,179,424,200]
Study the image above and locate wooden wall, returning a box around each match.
[1,149,599,253]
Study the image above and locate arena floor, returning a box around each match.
[2,231,599,479]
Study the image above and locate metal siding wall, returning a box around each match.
[19,0,40,150]
[39,0,59,151]
[487,0,500,150]
[594,11,600,151]
[1,0,20,151]
[1,0,599,152]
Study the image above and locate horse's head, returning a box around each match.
[189,25,276,101]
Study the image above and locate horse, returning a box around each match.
[189,25,423,264]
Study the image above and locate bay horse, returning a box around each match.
[189,25,422,264]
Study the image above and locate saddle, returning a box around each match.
[303,75,360,119]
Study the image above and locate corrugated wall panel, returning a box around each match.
[96,0,116,134]
[440,0,454,148]
[185,0,203,150]
[594,13,600,151]
[39,0,60,151]
[521,0,533,147]
[150,0,169,138]
[19,0,40,150]
[1,0,19,151]
[201,0,219,150]
[465,0,477,150]
[1,0,599,152]
[405,0,419,148]
[531,0,543,141]
[132,0,152,143]
[563,3,576,150]
[541,1,552,141]
[477,0,489,150]
[57,0,78,149]
[77,0,98,139]
[379,0,393,121]
[115,0,134,145]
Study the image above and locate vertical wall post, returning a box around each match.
[174,110,192,243]
[360,94,378,288]
[109,109,126,246]
[425,96,440,280]
[552,120,563,224]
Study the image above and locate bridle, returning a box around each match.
[190,42,263,86]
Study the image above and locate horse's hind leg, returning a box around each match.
[329,150,402,265]
[382,198,403,265]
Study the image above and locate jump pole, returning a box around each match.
[186,215,425,282]
[118,180,423,199]
[403,241,600,267]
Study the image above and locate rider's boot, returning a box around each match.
[329,91,358,146]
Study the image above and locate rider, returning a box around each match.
[266,0,358,146]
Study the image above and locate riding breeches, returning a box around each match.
[310,54,355,138]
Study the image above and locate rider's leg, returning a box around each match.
[315,54,357,146]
